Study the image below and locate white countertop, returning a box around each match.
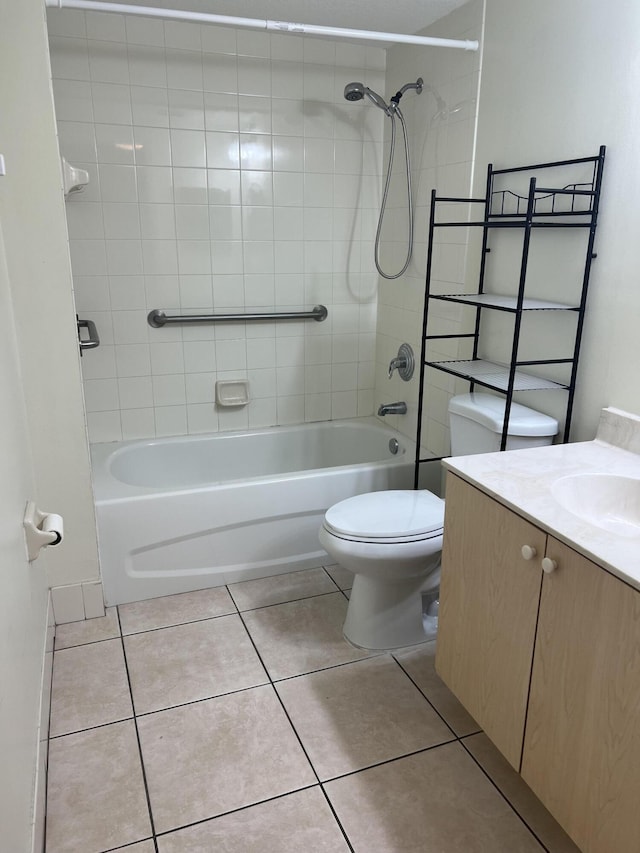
[442,407,640,591]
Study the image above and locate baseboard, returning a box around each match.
[51,580,105,624]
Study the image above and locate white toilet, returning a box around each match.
[319,393,558,650]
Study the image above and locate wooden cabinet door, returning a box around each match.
[436,475,546,768]
[522,538,640,853]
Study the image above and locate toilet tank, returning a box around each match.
[448,393,558,456]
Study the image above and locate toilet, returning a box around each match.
[319,393,558,650]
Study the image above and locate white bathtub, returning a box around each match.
[91,418,415,605]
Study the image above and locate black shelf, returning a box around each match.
[426,359,569,393]
[430,294,580,313]
[414,146,606,489]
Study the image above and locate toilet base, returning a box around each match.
[343,573,430,651]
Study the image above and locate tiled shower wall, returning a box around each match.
[47,8,386,441]
[374,0,484,459]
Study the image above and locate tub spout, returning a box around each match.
[377,401,407,416]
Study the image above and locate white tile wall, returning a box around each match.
[374,0,483,458]
[49,10,386,441]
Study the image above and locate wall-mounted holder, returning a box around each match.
[77,316,100,356]
[215,380,249,407]
[61,156,89,199]
[388,343,415,381]
[23,501,64,562]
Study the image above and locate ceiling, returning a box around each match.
[99,0,470,39]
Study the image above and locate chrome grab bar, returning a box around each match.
[77,316,100,354]
[147,305,328,327]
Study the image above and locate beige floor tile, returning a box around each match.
[277,656,454,780]
[138,684,316,833]
[157,787,350,852]
[463,733,581,852]
[228,567,337,611]
[324,563,354,590]
[242,592,372,680]
[50,639,132,737]
[54,607,120,649]
[119,586,236,634]
[325,742,545,853]
[121,842,155,852]
[125,614,268,714]
[394,641,480,736]
[46,720,151,853]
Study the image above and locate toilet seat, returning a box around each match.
[323,490,444,545]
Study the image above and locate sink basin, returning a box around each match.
[551,473,640,537]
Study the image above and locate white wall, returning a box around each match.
[0,222,51,853]
[476,0,640,440]
[375,0,484,457]
[48,9,387,440]
[0,0,102,843]
[1,1,99,590]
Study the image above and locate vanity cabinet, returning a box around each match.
[436,473,640,853]
[435,473,545,769]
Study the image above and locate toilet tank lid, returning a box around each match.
[448,393,558,437]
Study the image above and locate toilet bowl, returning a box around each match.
[320,393,559,651]
[319,490,444,650]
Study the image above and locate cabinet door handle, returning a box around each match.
[542,557,558,574]
[521,545,537,560]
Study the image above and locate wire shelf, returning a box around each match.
[431,294,579,312]
[426,359,568,392]
[415,147,605,485]
[490,182,596,217]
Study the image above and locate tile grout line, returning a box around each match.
[232,597,486,849]
[119,606,239,638]
[119,584,336,853]
[391,653,552,851]
[234,602,356,853]
[43,621,57,853]
[320,564,353,596]
[55,575,353,651]
[102,836,157,853]
[48,713,137,740]
[116,605,160,853]
[152,783,319,842]
[50,641,384,740]
[57,581,537,850]
[320,738,461,785]
[457,737,553,853]
[114,584,352,640]
[391,652,465,740]
[230,586,349,616]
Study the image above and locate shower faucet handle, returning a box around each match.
[388,343,414,381]
[388,357,405,377]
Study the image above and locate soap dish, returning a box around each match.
[215,379,249,407]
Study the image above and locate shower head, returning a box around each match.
[344,82,365,102]
[344,81,391,114]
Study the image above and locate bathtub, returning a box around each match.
[91,418,415,605]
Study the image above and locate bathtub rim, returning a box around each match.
[90,417,417,503]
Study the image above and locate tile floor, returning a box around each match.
[46,565,580,853]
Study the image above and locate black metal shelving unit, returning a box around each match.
[414,146,606,488]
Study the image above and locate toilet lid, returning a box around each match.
[324,490,444,542]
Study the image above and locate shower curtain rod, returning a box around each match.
[44,0,479,51]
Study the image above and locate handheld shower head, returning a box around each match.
[343,74,424,279]
[344,82,365,102]
[344,81,391,114]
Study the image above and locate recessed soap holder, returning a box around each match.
[215,379,249,407]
